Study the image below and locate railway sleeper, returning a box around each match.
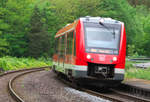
[116,84,150,99]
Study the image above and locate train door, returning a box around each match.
[71,30,76,64]
[67,31,74,64]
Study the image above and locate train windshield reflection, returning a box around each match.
[85,27,120,49]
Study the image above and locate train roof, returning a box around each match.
[80,16,123,24]
[55,20,78,38]
[55,16,123,38]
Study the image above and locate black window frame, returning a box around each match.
[83,22,121,55]
[60,35,65,58]
[67,31,74,55]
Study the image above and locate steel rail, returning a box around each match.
[58,77,122,102]
[110,89,150,102]
[58,75,150,102]
[80,88,123,102]
[8,67,49,102]
[0,66,50,77]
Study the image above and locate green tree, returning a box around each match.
[0,0,36,57]
[0,32,9,56]
[0,0,149,57]
[132,5,150,56]
[27,7,51,58]
[128,0,150,8]
[99,0,138,45]
[41,3,60,56]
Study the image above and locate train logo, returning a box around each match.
[99,55,105,61]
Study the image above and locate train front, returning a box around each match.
[75,17,126,86]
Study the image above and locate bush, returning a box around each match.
[125,67,150,80]
[125,60,134,70]
[125,61,150,80]
[0,56,52,71]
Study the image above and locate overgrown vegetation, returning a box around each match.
[0,56,52,71]
[0,0,150,58]
[125,61,150,80]
[0,0,150,76]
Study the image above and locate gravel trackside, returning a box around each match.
[13,70,110,102]
[0,72,27,102]
[65,87,110,102]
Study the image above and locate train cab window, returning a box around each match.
[84,23,121,50]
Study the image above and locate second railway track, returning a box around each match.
[58,74,150,102]
[82,88,150,102]
[1,66,150,102]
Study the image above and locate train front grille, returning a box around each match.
[87,63,114,79]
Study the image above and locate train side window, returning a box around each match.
[65,34,67,55]
[66,34,69,55]
[55,38,58,53]
[60,35,65,58]
[58,37,61,56]
[67,31,73,55]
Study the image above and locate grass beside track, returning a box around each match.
[0,56,149,80]
[0,56,52,71]
[125,61,150,80]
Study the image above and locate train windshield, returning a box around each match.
[84,23,121,50]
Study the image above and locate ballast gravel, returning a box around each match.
[65,87,110,102]
[13,70,110,102]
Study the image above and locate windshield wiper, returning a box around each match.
[99,22,116,39]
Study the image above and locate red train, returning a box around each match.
[53,16,126,87]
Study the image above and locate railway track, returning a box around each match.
[58,74,150,102]
[1,67,150,102]
[0,67,50,102]
[82,88,150,102]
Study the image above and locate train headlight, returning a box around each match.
[113,57,117,61]
[87,55,91,59]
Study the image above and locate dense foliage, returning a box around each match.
[125,61,150,80]
[0,56,52,71]
[0,0,150,57]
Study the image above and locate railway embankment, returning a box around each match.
[0,67,45,102]
[1,66,150,102]
[8,69,109,102]
[125,58,150,80]
[121,79,150,100]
